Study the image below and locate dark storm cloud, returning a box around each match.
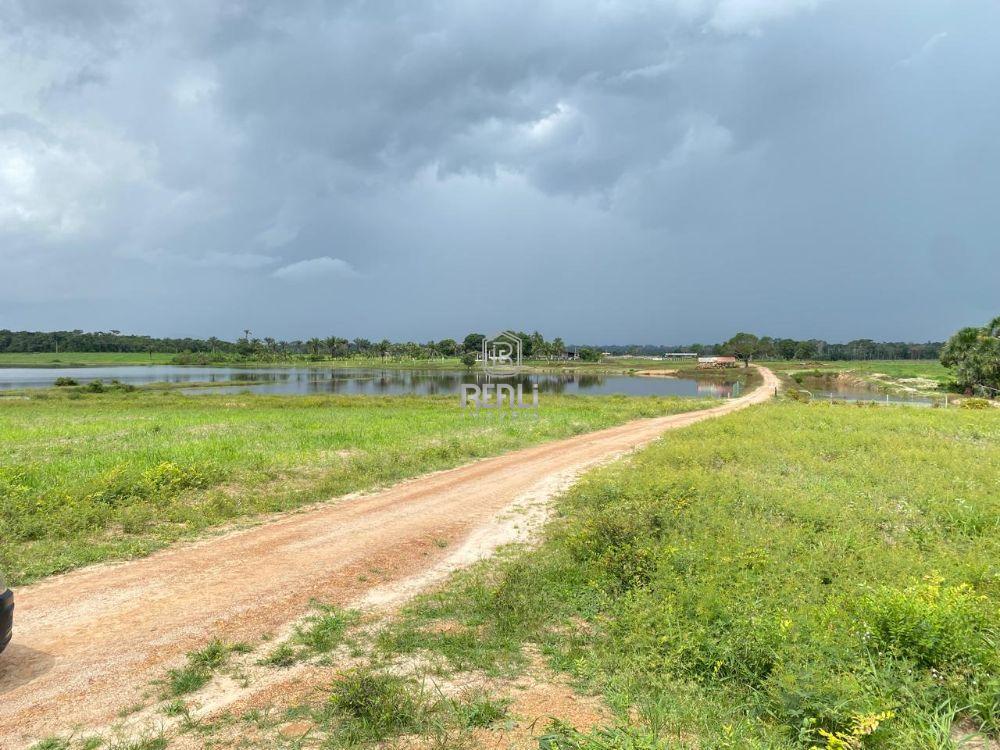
[1,0,997,342]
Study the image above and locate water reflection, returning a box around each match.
[795,377,938,406]
[0,365,745,398]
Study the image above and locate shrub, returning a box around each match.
[53,377,78,387]
[856,576,996,669]
[85,380,105,393]
[141,461,208,496]
[960,398,991,410]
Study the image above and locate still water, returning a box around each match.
[795,377,939,406]
[0,365,744,398]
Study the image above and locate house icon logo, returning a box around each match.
[481,330,523,375]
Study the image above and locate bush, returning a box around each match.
[85,380,105,392]
[960,398,991,409]
[856,576,996,670]
[53,377,78,386]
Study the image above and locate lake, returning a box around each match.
[0,365,747,398]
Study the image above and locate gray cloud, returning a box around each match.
[272,256,358,281]
[1,0,998,343]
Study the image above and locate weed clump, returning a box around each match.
[294,604,354,654]
[161,639,239,697]
[327,669,424,743]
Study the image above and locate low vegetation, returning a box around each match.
[763,359,951,383]
[161,639,251,698]
[0,388,710,585]
[0,352,176,366]
[379,401,999,748]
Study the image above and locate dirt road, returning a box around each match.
[0,367,778,747]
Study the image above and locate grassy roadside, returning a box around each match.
[0,389,713,585]
[369,401,1000,748]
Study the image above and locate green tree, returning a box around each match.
[723,332,760,366]
[460,351,477,368]
[756,336,777,360]
[551,337,566,359]
[463,333,485,353]
[578,347,601,362]
[941,316,1000,394]
[437,338,459,357]
[794,340,818,359]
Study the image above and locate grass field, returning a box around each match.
[0,352,178,366]
[0,389,712,585]
[763,359,951,385]
[375,401,999,748]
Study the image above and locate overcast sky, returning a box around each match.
[1,1,997,344]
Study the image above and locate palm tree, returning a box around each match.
[324,336,340,358]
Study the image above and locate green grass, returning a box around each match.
[294,604,355,654]
[0,352,177,366]
[0,389,712,585]
[161,639,242,697]
[254,604,356,668]
[297,666,509,746]
[382,401,1000,748]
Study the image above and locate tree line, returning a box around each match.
[601,337,943,361]
[0,329,224,355]
[1,328,943,363]
[0,329,571,363]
